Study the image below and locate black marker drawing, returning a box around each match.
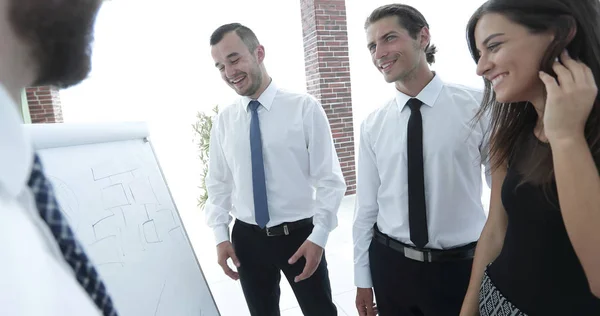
[157,208,177,227]
[119,207,127,227]
[101,183,131,209]
[41,152,216,315]
[138,225,147,251]
[97,261,125,268]
[93,212,116,240]
[128,176,159,204]
[48,175,80,228]
[154,280,167,316]
[143,220,162,243]
[168,226,184,242]
[89,235,124,267]
[91,166,139,181]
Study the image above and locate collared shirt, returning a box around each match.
[205,80,346,248]
[0,85,100,315]
[353,74,491,288]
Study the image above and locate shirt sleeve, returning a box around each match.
[0,193,102,316]
[303,98,347,249]
[352,119,380,288]
[204,114,234,245]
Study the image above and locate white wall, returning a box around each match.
[59,0,490,227]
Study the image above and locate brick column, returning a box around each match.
[300,0,356,195]
[26,86,64,123]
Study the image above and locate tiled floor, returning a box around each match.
[185,196,359,316]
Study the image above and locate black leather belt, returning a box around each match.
[236,218,313,237]
[373,226,476,262]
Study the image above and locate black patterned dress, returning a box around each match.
[479,135,600,315]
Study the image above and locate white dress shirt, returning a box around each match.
[0,85,101,315]
[353,74,491,288]
[205,80,347,248]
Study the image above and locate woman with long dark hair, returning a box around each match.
[460,0,600,315]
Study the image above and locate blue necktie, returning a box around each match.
[249,100,270,228]
[28,154,118,316]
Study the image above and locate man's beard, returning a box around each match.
[233,62,263,97]
[9,0,102,88]
[389,42,422,84]
[241,69,262,97]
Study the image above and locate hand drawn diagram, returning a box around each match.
[86,160,182,271]
[40,141,218,315]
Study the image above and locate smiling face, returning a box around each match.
[366,16,426,84]
[211,31,264,98]
[474,13,554,103]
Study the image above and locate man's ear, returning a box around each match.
[256,45,265,63]
[419,27,431,50]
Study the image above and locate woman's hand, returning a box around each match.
[539,50,597,144]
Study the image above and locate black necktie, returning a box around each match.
[406,98,428,248]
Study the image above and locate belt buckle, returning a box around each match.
[404,247,430,262]
[283,224,289,236]
[266,227,275,237]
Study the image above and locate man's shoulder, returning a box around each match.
[219,100,242,113]
[214,100,243,121]
[276,87,319,106]
[440,82,484,104]
[0,187,65,262]
[0,190,102,314]
[363,97,396,127]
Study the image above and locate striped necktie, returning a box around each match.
[28,154,118,315]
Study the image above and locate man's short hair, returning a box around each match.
[210,23,260,53]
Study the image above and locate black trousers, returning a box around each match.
[231,220,337,316]
[369,239,473,316]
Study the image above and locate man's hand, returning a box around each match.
[216,241,240,280]
[288,240,323,283]
[356,287,377,316]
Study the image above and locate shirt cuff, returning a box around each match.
[213,225,230,245]
[354,265,373,288]
[307,224,330,249]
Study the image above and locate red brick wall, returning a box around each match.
[300,0,356,195]
[26,86,64,123]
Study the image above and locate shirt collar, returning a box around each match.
[395,72,444,112]
[0,84,33,198]
[243,79,277,112]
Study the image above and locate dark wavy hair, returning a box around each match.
[467,0,600,186]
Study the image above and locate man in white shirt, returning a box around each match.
[0,0,114,315]
[206,23,347,315]
[353,4,491,316]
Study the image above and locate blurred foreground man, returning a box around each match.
[0,0,117,315]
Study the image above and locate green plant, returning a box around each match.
[192,105,219,210]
